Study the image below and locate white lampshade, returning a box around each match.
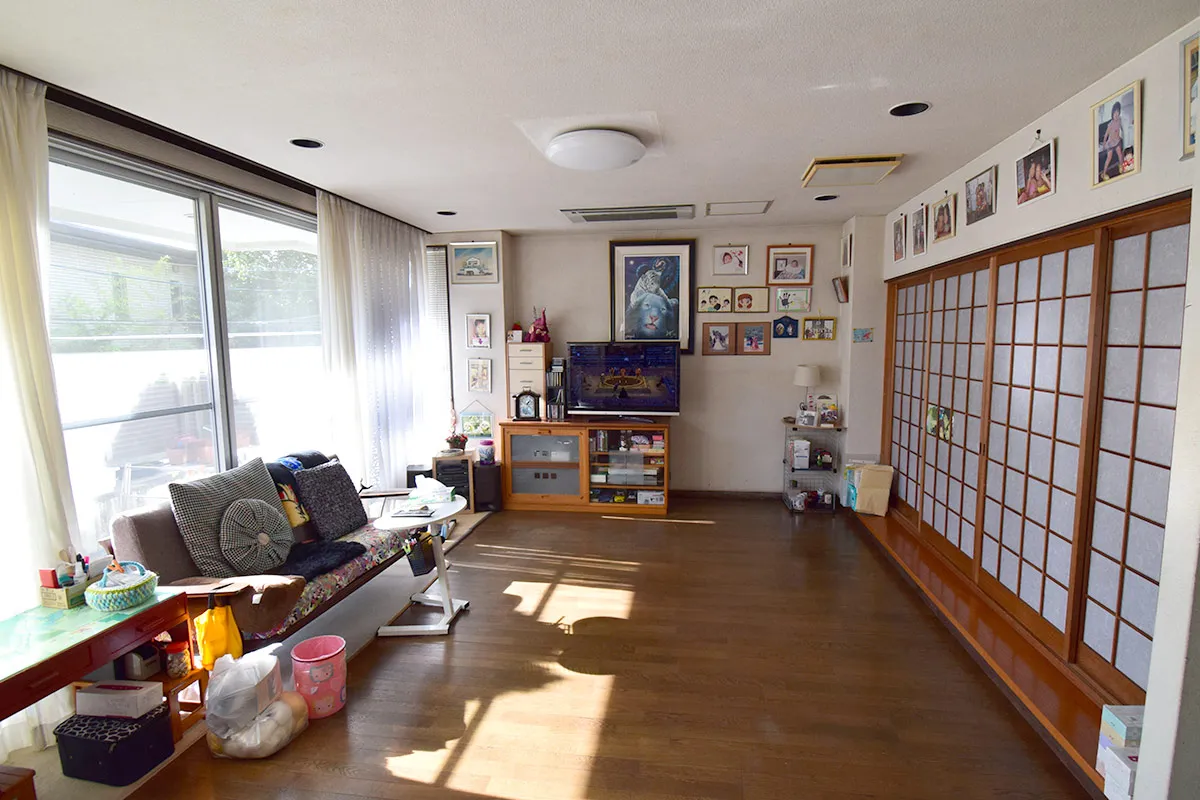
[544,129,646,171]
[793,365,821,387]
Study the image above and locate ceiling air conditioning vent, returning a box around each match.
[561,204,696,223]
[802,154,904,188]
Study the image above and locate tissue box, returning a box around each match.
[788,439,811,470]
[1102,746,1139,798]
[75,680,164,719]
[1101,705,1144,746]
[39,573,103,610]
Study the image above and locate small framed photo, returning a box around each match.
[466,314,491,348]
[852,327,874,343]
[832,276,849,303]
[839,234,853,269]
[775,287,811,313]
[736,322,770,355]
[931,193,956,243]
[772,315,799,339]
[460,410,494,438]
[893,215,906,262]
[765,245,814,286]
[467,358,492,393]
[1092,81,1141,187]
[965,166,997,225]
[797,409,819,427]
[732,286,769,312]
[802,316,837,341]
[1016,140,1056,206]
[450,242,499,284]
[1184,34,1198,158]
[697,286,732,313]
[713,245,749,275]
[912,206,928,256]
[507,329,524,343]
[702,322,734,355]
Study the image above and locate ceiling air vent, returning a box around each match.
[801,154,904,188]
[561,204,696,223]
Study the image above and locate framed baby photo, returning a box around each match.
[775,287,811,313]
[697,286,732,313]
[1016,140,1056,206]
[732,286,769,313]
[802,316,837,341]
[713,245,749,276]
[931,193,956,243]
[1092,80,1141,187]
[450,242,499,284]
[965,166,997,225]
[893,214,906,262]
[765,244,814,286]
[466,313,491,348]
[911,206,928,256]
[702,322,734,355]
[736,322,771,355]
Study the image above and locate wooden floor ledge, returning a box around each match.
[853,510,1105,799]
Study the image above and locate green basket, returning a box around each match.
[85,561,158,612]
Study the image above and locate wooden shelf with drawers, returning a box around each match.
[506,341,550,410]
[499,420,669,516]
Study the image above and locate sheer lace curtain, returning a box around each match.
[317,192,449,487]
[0,69,77,759]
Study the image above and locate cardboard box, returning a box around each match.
[1096,733,1113,777]
[637,490,665,506]
[1102,746,1138,797]
[789,439,811,470]
[1101,705,1144,746]
[848,464,894,516]
[75,681,164,719]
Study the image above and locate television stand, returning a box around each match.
[499,420,670,516]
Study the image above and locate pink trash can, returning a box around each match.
[291,635,347,719]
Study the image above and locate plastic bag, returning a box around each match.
[195,602,243,671]
[206,652,281,739]
[207,691,308,759]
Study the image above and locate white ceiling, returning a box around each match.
[1,1,1194,234]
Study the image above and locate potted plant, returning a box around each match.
[445,432,468,454]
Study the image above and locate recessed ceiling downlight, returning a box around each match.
[889,102,930,117]
[544,129,646,171]
[436,210,458,216]
[289,138,324,149]
[814,194,839,202]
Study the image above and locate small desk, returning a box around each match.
[373,496,469,637]
[0,590,190,735]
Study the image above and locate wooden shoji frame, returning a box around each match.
[880,198,1191,706]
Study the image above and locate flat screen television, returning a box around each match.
[567,342,680,416]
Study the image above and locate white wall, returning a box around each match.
[885,18,1199,282]
[509,224,846,492]
[841,216,888,462]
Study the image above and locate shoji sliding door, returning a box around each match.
[881,200,1190,704]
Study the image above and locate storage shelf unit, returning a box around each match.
[500,420,669,516]
[782,419,845,512]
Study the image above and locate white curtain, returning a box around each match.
[0,69,77,759]
[317,192,448,487]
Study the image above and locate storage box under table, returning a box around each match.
[53,704,172,786]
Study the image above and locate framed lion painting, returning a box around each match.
[610,239,696,353]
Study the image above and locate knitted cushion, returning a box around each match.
[168,458,287,578]
[219,499,293,574]
[293,461,367,540]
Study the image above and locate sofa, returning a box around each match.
[110,453,420,648]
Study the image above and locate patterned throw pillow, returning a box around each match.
[168,458,287,578]
[293,461,368,541]
[219,499,294,574]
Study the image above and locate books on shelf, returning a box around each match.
[545,363,567,421]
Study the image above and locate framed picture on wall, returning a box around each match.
[912,206,928,256]
[736,322,771,355]
[1091,80,1142,187]
[460,409,494,438]
[839,234,853,269]
[697,286,732,313]
[765,245,814,286]
[713,245,749,275]
[1184,33,1198,158]
[467,358,492,393]
[773,315,799,339]
[702,322,734,355]
[893,215,906,262]
[775,287,811,313]
[802,316,837,341]
[931,193,956,243]
[466,314,491,348]
[732,286,769,312]
[610,239,695,353]
[450,242,499,284]
[965,166,997,225]
[1016,139,1056,206]
[832,276,849,303]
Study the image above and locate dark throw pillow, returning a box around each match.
[168,458,287,578]
[219,498,294,574]
[266,460,317,543]
[294,461,368,540]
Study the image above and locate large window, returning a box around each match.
[46,149,323,548]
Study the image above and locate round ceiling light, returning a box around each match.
[544,129,646,171]
[814,194,839,202]
[889,101,931,118]
[289,137,325,149]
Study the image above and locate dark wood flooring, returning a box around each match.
[131,500,1089,800]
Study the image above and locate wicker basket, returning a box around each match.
[85,561,159,612]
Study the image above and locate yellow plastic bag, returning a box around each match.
[194,600,243,671]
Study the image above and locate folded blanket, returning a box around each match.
[270,540,367,581]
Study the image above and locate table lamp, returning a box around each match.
[793,365,821,421]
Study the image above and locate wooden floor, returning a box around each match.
[131,500,1090,800]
